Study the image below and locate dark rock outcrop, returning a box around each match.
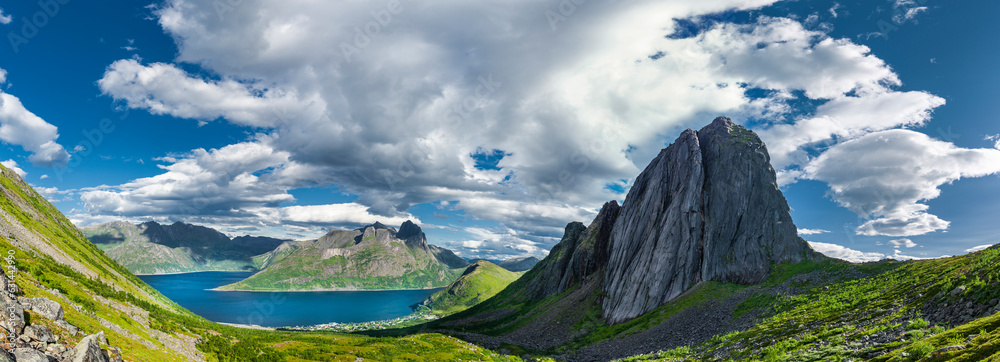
[524,201,621,299]
[398,220,432,251]
[602,117,813,323]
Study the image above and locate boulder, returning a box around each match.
[22,324,57,343]
[0,296,25,334]
[12,348,47,362]
[70,333,109,362]
[18,297,64,321]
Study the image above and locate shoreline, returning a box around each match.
[217,322,275,330]
[135,270,257,276]
[208,286,445,292]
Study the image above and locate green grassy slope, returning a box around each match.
[422,260,521,317]
[612,246,1000,361]
[0,163,203,360]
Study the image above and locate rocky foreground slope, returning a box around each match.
[219,221,469,291]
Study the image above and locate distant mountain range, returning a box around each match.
[468,256,541,272]
[218,221,470,291]
[81,221,287,274]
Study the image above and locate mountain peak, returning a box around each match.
[706,115,734,130]
[357,221,394,232]
[602,116,813,323]
[397,220,423,239]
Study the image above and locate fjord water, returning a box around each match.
[139,271,440,327]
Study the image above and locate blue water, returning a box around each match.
[138,271,441,327]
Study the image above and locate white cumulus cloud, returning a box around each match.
[798,228,830,235]
[889,238,917,248]
[0,77,71,167]
[965,244,994,253]
[804,129,1000,237]
[0,8,11,25]
[808,241,885,263]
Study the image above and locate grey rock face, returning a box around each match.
[602,117,814,324]
[18,297,64,321]
[70,333,109,362]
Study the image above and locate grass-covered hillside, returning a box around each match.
[0,163,204,360]
[0,162,527,361]
[219,222,466,291]
[421,260,521,317]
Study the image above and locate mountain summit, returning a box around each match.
[602,116,814,323]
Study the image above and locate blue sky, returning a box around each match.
[0,0,998,261]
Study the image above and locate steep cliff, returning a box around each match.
[602,116,813,323]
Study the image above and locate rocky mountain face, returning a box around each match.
[219,221,470,291]
[81,221,287,275]
[603,117,814,323]
[523,201,620,300]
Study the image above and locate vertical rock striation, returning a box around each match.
[602,117,813,324]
